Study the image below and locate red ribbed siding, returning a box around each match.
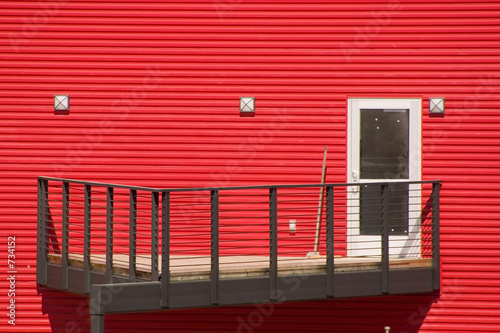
[1,1,499,332]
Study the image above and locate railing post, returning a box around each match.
[161,191,170,308]
[151,192,159,281]
[326,186,334,298]
[106,187,114,284]
[91,313,105,333]
[269,187,278,301]
[129,189,137,282]
[210,190,219,305]
[37,178,48,285]
[84,184,92,294]
[62,182,69,290]
[432,182,441,290]
[381,184,389,294]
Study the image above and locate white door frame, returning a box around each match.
[347,98,422,258]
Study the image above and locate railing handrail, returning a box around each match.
[38,176,441,192]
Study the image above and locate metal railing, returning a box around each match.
[37,177,440,304]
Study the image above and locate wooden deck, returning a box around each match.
[48,253,432,281]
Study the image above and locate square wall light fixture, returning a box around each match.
[240,97,255,116]
[429,97,445,115]
[54,95,70,111]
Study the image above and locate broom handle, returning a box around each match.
[313,146,328,253]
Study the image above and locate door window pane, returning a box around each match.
[360,109,409,179]
[360,183,409,236]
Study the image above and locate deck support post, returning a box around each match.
[269,187,278,301]
[325,186,334,298]
[381,184,389,294]
[210,190,219,305]
[90,314,105,333]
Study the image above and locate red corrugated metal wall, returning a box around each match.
[1,0,500,332]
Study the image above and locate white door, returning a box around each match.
[347,98,422,258]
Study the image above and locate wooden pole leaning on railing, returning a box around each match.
[310,146,328,257]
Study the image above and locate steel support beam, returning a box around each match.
[90,314,105,333]
[90,282,161,314]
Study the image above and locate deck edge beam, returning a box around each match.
[90,281,162,315]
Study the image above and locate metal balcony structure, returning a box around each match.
[36,177,440,333]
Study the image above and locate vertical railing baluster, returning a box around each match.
[326,186,334,298]
[210,190,219,305]
[161,191,170,308]
[106,187,114,284]
[151,192,159,281]
[269,187,278,301]
[129,189,137,282]
[381,184,389,294]
[432,182,441,290]
[62,182,69,290]
[36,178,48,285]
[83,184,92,294]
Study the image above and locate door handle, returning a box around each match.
[352,171,359,193]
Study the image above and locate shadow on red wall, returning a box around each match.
[39,285,90,333]
[40,285,438,333]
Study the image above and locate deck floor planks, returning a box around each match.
[47,253,432,281]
